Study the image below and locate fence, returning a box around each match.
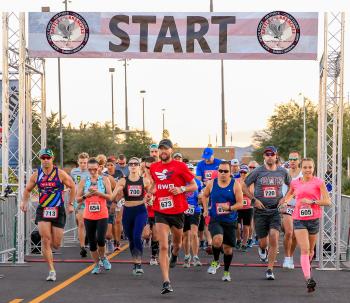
[340,195,350,261]
[0,195,17,263]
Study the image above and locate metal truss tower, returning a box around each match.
[318,12,345,269]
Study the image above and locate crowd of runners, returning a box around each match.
[19,140,331,294]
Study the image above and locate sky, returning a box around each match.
[0,0,349,148]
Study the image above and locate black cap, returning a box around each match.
[158,139,173,149]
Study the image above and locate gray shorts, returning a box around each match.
[254,208,281,239]
[293,219,319,235]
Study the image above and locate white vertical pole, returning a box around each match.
[41,60,47,148]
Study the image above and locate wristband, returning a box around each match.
[312,199,317,205]
[82,194,86,200]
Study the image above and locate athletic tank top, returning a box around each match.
[36,166,64,208]
[123,176,145,201]
[209,178,237,223]
[83,176,108,220]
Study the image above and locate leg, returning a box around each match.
[157,223,171,282]
[190,224,199,257]
[282,214,293,258]
[267,229,279,270]
[96,218,108,259]
[51,226,64,250]
[183,231,190,256]
[170,226,183,256]
[294,229,311,280]
[122,207,135,258]
[38,222,55,271]
[132,209,148,264]
[114,208,123,245]
[76,211,86,248]
[212,234,223,261]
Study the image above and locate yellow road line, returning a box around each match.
[28,244,129,303]
[8,299,24,303]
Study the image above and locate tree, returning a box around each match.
[118,131,154,159]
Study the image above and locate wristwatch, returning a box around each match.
[311,200,317,205]
[180,186,186,193]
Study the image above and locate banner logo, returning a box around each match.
[257,11,300,54]
[46,11,89,54]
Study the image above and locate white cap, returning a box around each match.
[231,159,239,165]
[187,163,195,170]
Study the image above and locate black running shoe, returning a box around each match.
[306,278,316,292]
[169,253,178,268]
[161,281,173,294]
[80,246,87,258]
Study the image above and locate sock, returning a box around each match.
[184,254,191,259]
[151,241,159,257]
[200,240,205,247]
[114,240,117,245]
[224,254,233,272]
[212,246,221,262]
[301,254,311,279]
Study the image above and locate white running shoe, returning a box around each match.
[192,256,202,267]
[222,271,232,282]
[183,255,191,268]
[150,257,158,266]
[46,270,56,282]
[258,247,268,262]
[207,260,220,274]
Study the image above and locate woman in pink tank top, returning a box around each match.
[282,158,330,293]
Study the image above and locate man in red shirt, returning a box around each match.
[149,139,197,295]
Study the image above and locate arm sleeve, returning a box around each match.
[284,171,292,186]
[196,162,203,178]
[245,168,258,187]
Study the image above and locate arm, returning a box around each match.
[111,178,126,202]
[168,178,198,196]
[76,179,86,203]
[20,173,38,212]
[201,180,213,217]
[96,176,112,201]
[231,180,244,211]
[301,181,331,206]
[281,186,295,206]
[108,175,117,191]
[242,176,265,209]
[59,170,76,213]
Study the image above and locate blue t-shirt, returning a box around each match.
[184,178,202,215]
[196,158,222,183]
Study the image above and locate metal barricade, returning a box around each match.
[0,195,17,263]
[62,190,78,247]
[341,195,350,261]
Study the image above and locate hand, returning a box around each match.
[67,204,74,214]
[144,192,153,202]
[221,204,231,211]
[169,187,182,195]
[301,198,313,205]
[20,201,28,212]
[254,199,265,209]
[203,210,208,217]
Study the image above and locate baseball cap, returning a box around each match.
[39,148,54,158]
[158,139,173,149]
[149,143,158,149]
[187,163,195,170]
[263,146,278,154]
[173,152,183,159]
[239,164,249,173]
[202,147,214,160]
[230,158,239,166]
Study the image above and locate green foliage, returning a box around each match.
[119,132,154,159]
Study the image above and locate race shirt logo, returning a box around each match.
[184,204,195,215]
[159,196,174,210]
[157,183,175,190]
[155,169,174,181]
[127,185,142,197]
[88,202,101,213]
[263,186,277,198]
[216,202,230,215]
[43,207,58,219]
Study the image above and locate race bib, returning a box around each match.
[216,202,230,215]
[127,185,142,197]
[159,196,174,210]
[204,170,217,181]
[299,208,313,217]
[263,186,277,198]
[88,202,101,213]
[43,207,58,219]
[285,207,294,215]
[184,204,195,215]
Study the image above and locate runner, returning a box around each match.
[242,146,291,280]
[20,148,75,281]
[247,160,259,247]
[183,163,203,268]
[196,147,221,254]
[203,161,243,281]
[112,157,151,275]
[235,164,253,252]
[280,151,303,269]
[116,154,130,177]
[76,157,112,274]
[149,139,197,294]
[282,157,330,292]
[230,159,240,179]
[173,152,183,161]
[71,152,90,258]
[149,143,160,161]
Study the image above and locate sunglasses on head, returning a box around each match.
[40,156,52,160]
[128,162,140,167]
[218,169,229,174]
[264,152,276,157]
[289,157,299,161]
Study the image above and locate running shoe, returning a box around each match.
[192,256,202,267]
[207,260,220,274]
[46,270,56,281]
[101,257,112,270]
[265,269,275,280]
[80,246,87,258]
[132,264,144,275]
[235,240,242,250]
[161,281,173,295]
[169,253,178,268]
[183,255,191,268]
[150,257,158,266]
[258,247,268,262]
[247,238,253,248]
[114,241,121,251]
[306,278,316,292]
[91,264,101,275]
[241,245,248,252]
[106,240,114,254]
[282,258,289,269]
[288,259,295,269]
[222,271,232,282]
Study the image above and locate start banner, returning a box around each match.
[28,11,318,60]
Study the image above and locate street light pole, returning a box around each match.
[303,96,307,158]
[140,90,146,133]
[162,108,165,137]
[109,68,115,141]
[124,59,129,130]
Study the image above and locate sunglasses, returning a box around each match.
[40,156,52,160]
[218,169,229,174]
[240,171,248,174]
[249,166,256,169]
[128,162,140,167]
[145,165,151,169]
[289,157,299,161]
[264,152,276,157]
[88,168,98,172]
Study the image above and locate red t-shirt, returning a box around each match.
[150,160,194,214]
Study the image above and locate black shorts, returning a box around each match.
[209,219,236,247]
[294,219,319,235]
[147,217,155,229]
[35,206,66,229]
[198,213,205,232]
[183,213,201,232]
[154,212,184,229]
[254,208,281,239]
[237,208,253,226]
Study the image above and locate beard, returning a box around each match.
[160,153,171,162]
